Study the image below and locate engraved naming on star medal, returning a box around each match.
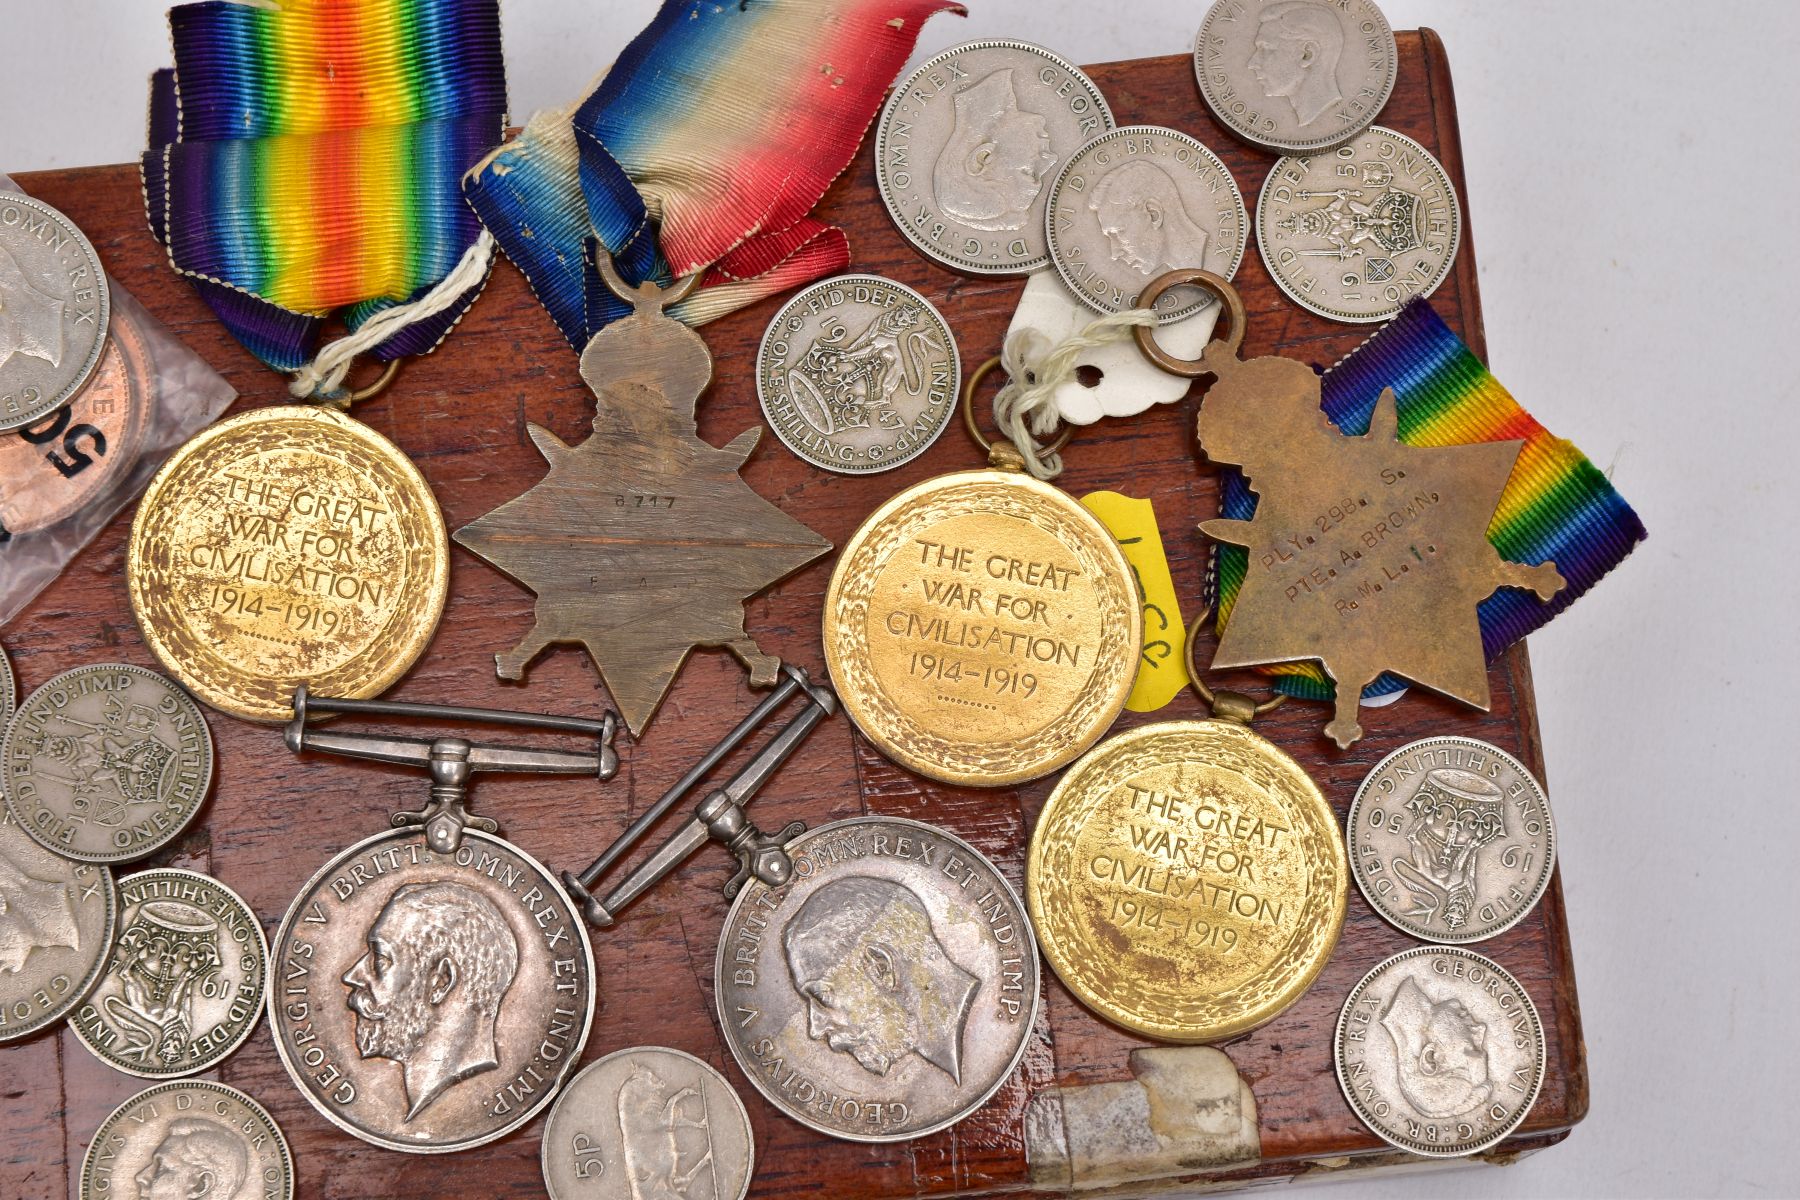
[127,405,449,723]
[1129,269,1564,747]
[456,265,830,737]
[824,412,1141,786]
[1028,719,1346,1043]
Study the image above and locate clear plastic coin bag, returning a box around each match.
[1,178,236,627]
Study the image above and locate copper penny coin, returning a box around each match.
[0,313,151,536]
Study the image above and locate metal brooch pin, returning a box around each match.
[561,663,835,929]
[284,685,621,853]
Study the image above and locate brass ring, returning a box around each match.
[346,358,403,405]
[961,355,1075,457]
[1132,269,1246,378]
[1184,603,1286,716]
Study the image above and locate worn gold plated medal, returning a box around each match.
[127,405,448,722]
[1028,656,1346,1042]
[824,364,1142,787]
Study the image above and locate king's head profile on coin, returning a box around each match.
[133,1117,249,1200]
[342,881,522,1121]
[0,244,67,370]
[0,846,83,971]
[785,876,979,1084]
[1089,161,1213,279]
[1380,976,1493,1119]
[1248,2,1346,127]
[935,68,1054,233]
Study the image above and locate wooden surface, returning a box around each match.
[2,32,1587,1200]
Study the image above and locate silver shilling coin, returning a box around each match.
[1256,126,1462,323]
[757,274,960,475]
[80,1079,294,1200]
[0,807,116,1042]
[1335,945,1545,1157]
[1046,125,1248,324]
[0,192,111,432]
[266,826,596,1153]
[1348,737,1556,945]
[541,1046,754,1200]
[876,40,1114,275]
[1193,0,1398,154]
[1,643,13,730]
[3,663,214,864]
[70,868,268,1078]
[716,816,1040,1143]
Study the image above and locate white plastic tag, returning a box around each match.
[1004,270,1218,425]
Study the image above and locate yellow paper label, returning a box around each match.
[1080,491,1190,712]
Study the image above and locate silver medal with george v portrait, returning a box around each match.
[876,40,1114,276]
[1335,946,1545,1156]
[1193,0,1398,154]
[266,686,606,1153]
[268,825,597,1153]
[80,1078,293,1200]
[715,816,1039,1142]
[1046,125,1248,324]
[1348,736,1556,945]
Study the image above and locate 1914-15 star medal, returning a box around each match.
[1194,322,1563,746]
[456,267,830,736]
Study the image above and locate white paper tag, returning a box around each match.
[1004,270,1218,425]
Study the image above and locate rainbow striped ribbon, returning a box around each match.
[1213,298,1646,702]
[143,0,507,373]
[466,0,963,351]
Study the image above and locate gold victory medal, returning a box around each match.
[128,406,448,722]
[1028,719,1346,1042]
[825,464,1141,787]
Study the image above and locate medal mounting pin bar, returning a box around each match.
[284,685,620,853]
[563,663,835,929]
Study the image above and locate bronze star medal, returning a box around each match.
[455,267,831,736]
[1132,270,1564,748]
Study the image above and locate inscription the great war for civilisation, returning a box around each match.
[1084,774,1302,951]
[872,531,1094,722]
[187,465,399,642]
